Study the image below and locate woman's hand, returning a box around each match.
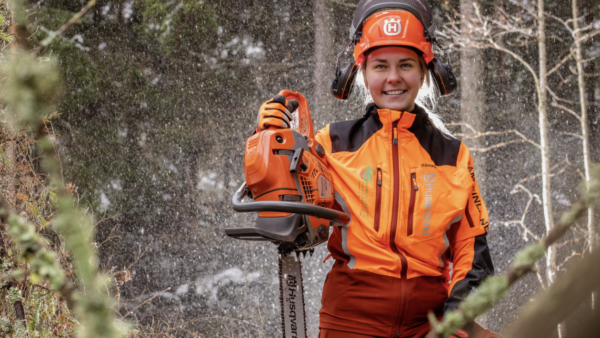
[256,95,296,130]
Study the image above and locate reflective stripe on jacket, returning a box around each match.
[315,104,494,332]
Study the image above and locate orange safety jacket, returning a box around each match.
[315,104,494,337]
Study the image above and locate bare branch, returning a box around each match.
[448,123,541,150]
[547,85,600,106]
[122,286,172,318]
[558,131,583,140]
[32,0,96,57]
[549,101,582,122]
[547,51,573,77]
[575,28,600,44]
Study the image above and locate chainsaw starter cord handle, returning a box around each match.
[232,183,350,224]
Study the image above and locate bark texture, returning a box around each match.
[536,2,561,334]
[313,0,338,127]
[572,0,595,255]
[459,0,486,187]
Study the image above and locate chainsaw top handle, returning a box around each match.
[276,90,315,140]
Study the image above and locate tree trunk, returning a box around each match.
[459,0,489,329]
[459,0,486,189]
[537,1,561,336]
[313,0,337,128]
[572,0,596,312]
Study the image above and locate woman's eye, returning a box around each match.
[400,63,412,68]
[374,64,386,69]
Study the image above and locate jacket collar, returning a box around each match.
[366,103,428,130]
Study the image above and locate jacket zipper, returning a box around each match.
[390,120,408,337]
[406,172,418,236]
[374,168,382,232]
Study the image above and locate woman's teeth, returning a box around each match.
[384,90,407,95]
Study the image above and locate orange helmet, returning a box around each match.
[353,10,434,66]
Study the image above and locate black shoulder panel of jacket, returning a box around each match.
[408,105,462,167]
[329,103,383,153]
[443,233,495,313]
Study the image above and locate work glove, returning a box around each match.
[256,95,298,130]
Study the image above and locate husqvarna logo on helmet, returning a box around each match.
[383,19,401,36]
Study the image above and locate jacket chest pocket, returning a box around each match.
[405,167,467,242]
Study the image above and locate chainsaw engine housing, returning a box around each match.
[244,126,333,248]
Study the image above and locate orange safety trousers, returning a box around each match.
[319,261,501,338]
[319,325,500,338]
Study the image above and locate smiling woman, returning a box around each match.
[362,46,429,112]
[256,1,498,337]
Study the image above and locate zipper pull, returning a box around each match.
[377,169,382,186]
[393,127,398,146]
[411,172,418,191]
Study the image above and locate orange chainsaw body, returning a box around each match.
[241,90,335,248]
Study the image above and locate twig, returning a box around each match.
[547,51,573,77]
[448,123,541,150]
[547,85,600,106]
[127,238,154,270]
[558,131,583,140]
[31,0,96,57]
[500,184,541,242]
[122,286,172,318]
[550,101,582,122]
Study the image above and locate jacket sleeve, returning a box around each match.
[443,145,494,313]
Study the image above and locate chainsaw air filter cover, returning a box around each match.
[244,128,334,217]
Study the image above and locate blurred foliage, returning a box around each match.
[0,1,136,337]
[1,54,61,130]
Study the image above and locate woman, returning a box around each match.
[258,2,497,337]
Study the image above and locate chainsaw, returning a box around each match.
[225,90,350,338]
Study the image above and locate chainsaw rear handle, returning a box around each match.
[232,183,350,224]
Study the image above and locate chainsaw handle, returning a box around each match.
[232,183,350,224]
[266,98,299,131]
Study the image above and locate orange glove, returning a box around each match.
[450,328,470,337]
[256,95,296,130]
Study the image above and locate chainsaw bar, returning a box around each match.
[279,252,307,338]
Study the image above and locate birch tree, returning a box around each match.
[459,0,487,186]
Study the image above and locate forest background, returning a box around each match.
[0,0,599,337]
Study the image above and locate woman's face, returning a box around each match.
[363,46,424,112]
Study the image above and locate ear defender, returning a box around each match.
[331,62,358,100]
[331,46,359,100]
[428,44,457,96]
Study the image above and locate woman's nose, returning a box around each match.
[386,68,401,83]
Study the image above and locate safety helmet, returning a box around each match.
[330,0,457,100]
[353,10,434,66]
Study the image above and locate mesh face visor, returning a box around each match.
[350,0,436,42]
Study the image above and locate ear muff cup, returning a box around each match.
[428,57,457,96]
[331,62,358,100]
